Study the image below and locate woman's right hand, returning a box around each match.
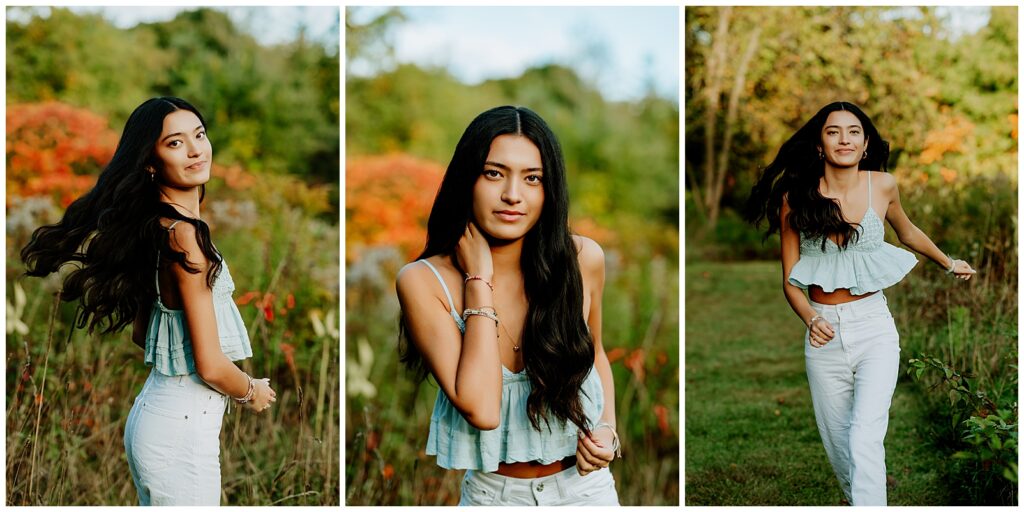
[245,378,277,413]
[808,316,835,348]
[456,221,493,280]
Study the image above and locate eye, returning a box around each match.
[168,139,182,148]
[826,130,838,136]
[525,174,543,184]
[196,130,207,140]
[483,169,502,179]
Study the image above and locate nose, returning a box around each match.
[185,138,202,158]
[839,131,850,145]
[501,180,522,204]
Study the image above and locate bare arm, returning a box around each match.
[781,196,836,347]
[396,262,502,430]
[780,196,819,326]
[881,173,974,278]
[168,223,275,410]
[573,236,619,475]
[580,237,615,431]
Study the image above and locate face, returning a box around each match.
[818,110,868,168]
[152,109,212,188]
[471,134,545,241]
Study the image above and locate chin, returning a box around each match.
[479,224,529,242]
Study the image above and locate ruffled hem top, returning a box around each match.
[789,173,917,296]
[789,239,918,295]
[426,364,604,472]
[144,258,253,376]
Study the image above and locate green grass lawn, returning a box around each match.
[685,260,952,505]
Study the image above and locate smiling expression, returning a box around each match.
[472,134,545,241]
[153,109,212,189]
[818,110,868,169]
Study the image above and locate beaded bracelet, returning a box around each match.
[593,421,623,458]
[462,308,499,326]
[464,275,494,291]
[945,254,957,273]
[234,373,255,404]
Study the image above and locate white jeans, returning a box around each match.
[805,292,900,506]
[124,370,227,505]
[459,466,619,506]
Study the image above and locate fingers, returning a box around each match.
[575,434,613,478]
[575,445,600,476]
[580,434,614,463]
[808,317,835,348]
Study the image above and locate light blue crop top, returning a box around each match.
[144,220,253,376]
[788,171,918,296]
[418,259,604,472]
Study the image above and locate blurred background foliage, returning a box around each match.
[345,7,679,506]
[7,6,340,187]
[6,7,339,505]
[685,6,1016,505]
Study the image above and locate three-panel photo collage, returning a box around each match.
[4,3,1018,508]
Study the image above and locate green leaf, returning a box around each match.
[952,451,976,460]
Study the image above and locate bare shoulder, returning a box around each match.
[396,255,448,299]
[872,170,898,191]
[572,234,605,276]
[164,220,205,262]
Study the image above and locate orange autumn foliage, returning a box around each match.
[7,102,118,207]
[346,154,445,262]
[918,115,975,165]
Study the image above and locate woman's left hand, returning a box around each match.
[576,428,615,476]
[951,259,977,280]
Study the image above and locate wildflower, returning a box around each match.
[347,337,376,398]
[6,282,29,335]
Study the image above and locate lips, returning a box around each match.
[186,160,207,170]
[494,210,525,222]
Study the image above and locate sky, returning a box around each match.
[7,6,339,49]
[347,6,680,103]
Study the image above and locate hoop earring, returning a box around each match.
[818,151,824,160]
[862,150,868,161]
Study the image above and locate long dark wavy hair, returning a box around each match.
[20,97,222,334]
[399,106,595,434]
[745,101,891,249]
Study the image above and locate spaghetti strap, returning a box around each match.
[419,259,464,330]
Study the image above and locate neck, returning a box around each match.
[158,186,202,219]
[488,237,524,286]
[821,164,860,194]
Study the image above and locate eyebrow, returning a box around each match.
[484,160,543,172]
[161,124,205,143]
[824,124,862,130]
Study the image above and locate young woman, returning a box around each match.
[396,106,620,506]
[20,97,277,506]
[746,101,976,506]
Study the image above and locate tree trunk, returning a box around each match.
[699,7,731,224]
[709,25,761,229]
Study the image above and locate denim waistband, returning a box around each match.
[810,291,888,319]
[467,465,585,501]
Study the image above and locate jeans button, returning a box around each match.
[537,483,544,492]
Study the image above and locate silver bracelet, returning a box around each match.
[945,254,957,273]
[808,315,824,329]
[462,308,498,326]
[593,421,622,458]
